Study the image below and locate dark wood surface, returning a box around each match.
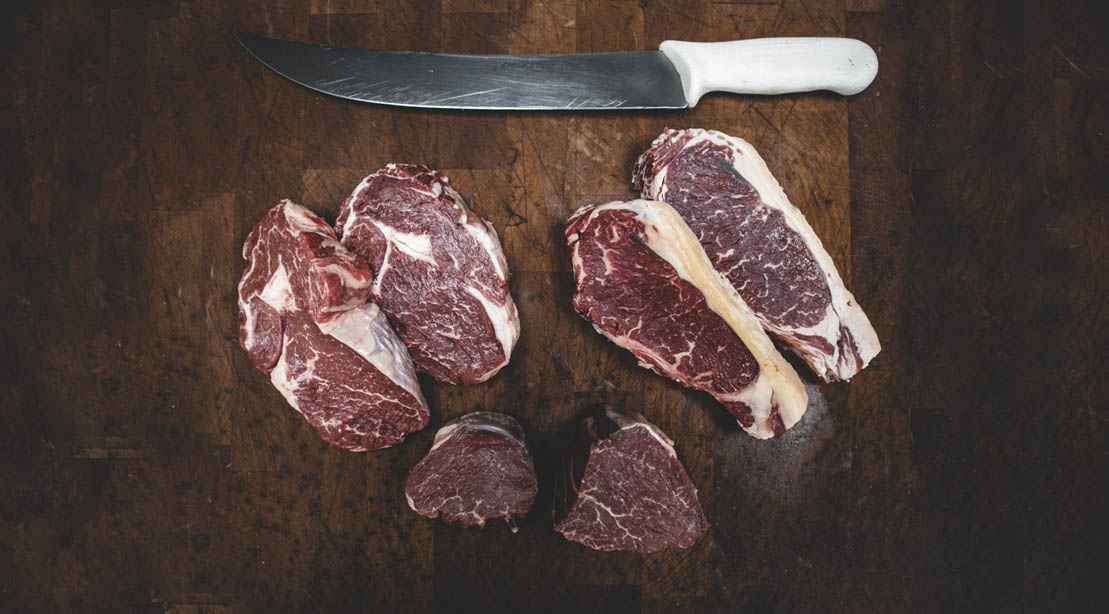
[3,1,1106,612]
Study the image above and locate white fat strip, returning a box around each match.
[371,242,394,297]
[268,341,317,419]
[316,259,373,295]
[316,303,426,407]
[644,136,672,203]
[281,200,332,236]
[568,229,585,279]
[258,261,296,312]
[465,218,510,281]
[237,262,259,352]
[238,296,257,352]
[464,285,518,372]
[372,221,438,266]
[239,256,292,355]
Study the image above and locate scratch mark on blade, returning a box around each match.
[428,87,508,104]
[320,76,356,87]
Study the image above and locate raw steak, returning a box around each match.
[405,412,537,529]
[237,200,429,451]
[554,407,709,553]
[634,128,881,381]
[336,164,519,385]
[566,200,807,438]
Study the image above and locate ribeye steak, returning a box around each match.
[337,164,519,385]
[554,407,709,553]
[237,200,429,451]
[405,412,537,529]
[566,199,807,438]
[634,128,881,381]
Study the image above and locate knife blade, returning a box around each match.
[236,33,878,111]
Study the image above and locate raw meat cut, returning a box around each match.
[237,200,429,451]
[566,199,807,438]
[634,128,881,381]
[238,201,375,371]
[336,164,519,386]
[405,412,537,529]
[553,407,709,553]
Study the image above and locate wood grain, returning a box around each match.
[1,0,1106,612]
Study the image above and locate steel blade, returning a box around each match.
[236,33,688,111]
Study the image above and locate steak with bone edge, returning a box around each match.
[238,200,429,452]
[336,164,520,385]
[405,412,538,529]
[554,407,709,552]
[634,128,881,381]
[567,199,807,438]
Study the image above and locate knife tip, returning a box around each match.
[235,32,269,56]
[235,32,264,47]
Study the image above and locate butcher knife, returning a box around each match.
[236,34,878,111]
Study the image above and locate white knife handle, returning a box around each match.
[659,37,878,105]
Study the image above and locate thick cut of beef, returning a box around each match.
[238,201,376,370]
[634,128,881,381]
[238,200,429,451]
[566,200,807,438]
[405,412,537,529]
[336,164,520,385]
[554,407,709,553]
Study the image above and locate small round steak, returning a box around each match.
[553,407,709,553]
[405,412,538,529]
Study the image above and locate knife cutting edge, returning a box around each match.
[235,33,878,111]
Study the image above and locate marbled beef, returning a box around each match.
[237,200,429,451]
[337,164,519,385]
[554,407,709,553]
[566,200,807,438]
[405,412,537,529]
[634,128,881,381]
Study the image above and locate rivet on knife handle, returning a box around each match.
[659,37,879,105]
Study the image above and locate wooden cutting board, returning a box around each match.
[8,0,1105,612]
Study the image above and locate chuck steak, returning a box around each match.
[336,164,520,385]
[634,128,881,381]
[566,200,807,438]
[405,412,537,529]
[237,200,429,451]
[554,407,709,553]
